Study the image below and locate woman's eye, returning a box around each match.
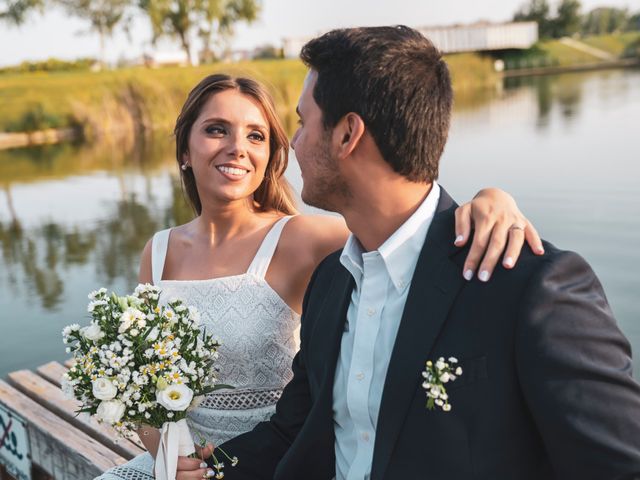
[205,125,225,135]
[249,132,266,142]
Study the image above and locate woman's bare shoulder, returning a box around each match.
[282,214,350,262]
[138,221,194,283]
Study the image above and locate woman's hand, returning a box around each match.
[455,188,543,282]
[176,443,216,480]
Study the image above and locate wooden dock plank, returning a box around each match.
[0,380,126,480]
[8,370,145,460]
[35,361,67,387]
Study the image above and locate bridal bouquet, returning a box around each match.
[61,284,236,480]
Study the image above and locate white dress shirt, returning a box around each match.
[333,182,441,480]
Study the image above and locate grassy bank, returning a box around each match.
[0,56,497,141]
[501,32,640,70]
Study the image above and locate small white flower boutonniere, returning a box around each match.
[422,357,462,412]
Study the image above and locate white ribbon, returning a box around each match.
[154,418,196,480]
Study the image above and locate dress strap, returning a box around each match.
[151,228,171,285]
[247,216,293,279]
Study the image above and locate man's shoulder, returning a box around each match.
[311,248,346,284]
[448,236,595,289]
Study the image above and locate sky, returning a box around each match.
[2,0,640,67]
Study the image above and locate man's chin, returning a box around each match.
[301,189,323,210]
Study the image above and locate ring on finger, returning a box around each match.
[509,224,526,232]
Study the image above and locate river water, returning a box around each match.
[1,68,639,377]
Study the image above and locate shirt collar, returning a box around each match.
[340,182,441,293]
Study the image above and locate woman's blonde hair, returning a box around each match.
[174,74,297,215]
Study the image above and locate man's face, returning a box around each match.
[291,71,349,212]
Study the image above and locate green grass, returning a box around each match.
[580,32,640,57]
[0,56,496,136]
[500,32,640,71]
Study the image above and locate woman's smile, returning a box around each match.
[215,163,251,181]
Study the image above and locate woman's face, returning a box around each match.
[184,89,271,208]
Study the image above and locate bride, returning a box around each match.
[96,73,541,480]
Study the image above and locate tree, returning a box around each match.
[581,7,629,35]
[139,0,259,66]
[552,0,581,37]
[626,11,640,32]
[514,0,554,38]
[57,0,131,67]
[0,0,44,25]
[253,43,281,59]
[200,0,259,63]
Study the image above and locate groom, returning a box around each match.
[209,26,640,479]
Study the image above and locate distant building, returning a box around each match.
[282,21,538,58]
[141,51,192,68]
[418,21,538,53]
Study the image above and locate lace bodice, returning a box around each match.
[151,216,300,443]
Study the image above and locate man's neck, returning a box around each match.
[341,181,433,252]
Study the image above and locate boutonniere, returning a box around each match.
[422,357,462,412]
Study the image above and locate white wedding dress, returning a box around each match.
[95,216,300,480]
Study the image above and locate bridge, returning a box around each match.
[282,21,539,58]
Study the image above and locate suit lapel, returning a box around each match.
[371,189,466,480]
[315,265,354,387]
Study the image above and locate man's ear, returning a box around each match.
[332,112,365,159]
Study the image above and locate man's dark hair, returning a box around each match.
[300,25,452,183]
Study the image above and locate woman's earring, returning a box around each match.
[181,163,188,171]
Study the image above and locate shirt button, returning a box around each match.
[366,307,376,316]
[362,432,370,442]
[356,372,365,381]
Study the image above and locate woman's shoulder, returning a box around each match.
[281,214,349,263]
[139,222,194,274]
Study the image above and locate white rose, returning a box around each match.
[156,384,194,411]
[92,377,118,400]
[440,372,450,383]
[81,323,105,341]
[96,399,126,423]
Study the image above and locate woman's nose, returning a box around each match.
[227,132,247,158]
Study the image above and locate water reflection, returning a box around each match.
[0,135,197,311]
[504,74,584,127]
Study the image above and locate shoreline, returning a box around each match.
[1,60,639,151]
[503,58,640,78]
[0,128,79,150]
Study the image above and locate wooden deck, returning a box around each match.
[0,361,146,480]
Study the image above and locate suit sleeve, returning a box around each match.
[516,250,640,479]
[208,263,321,479]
